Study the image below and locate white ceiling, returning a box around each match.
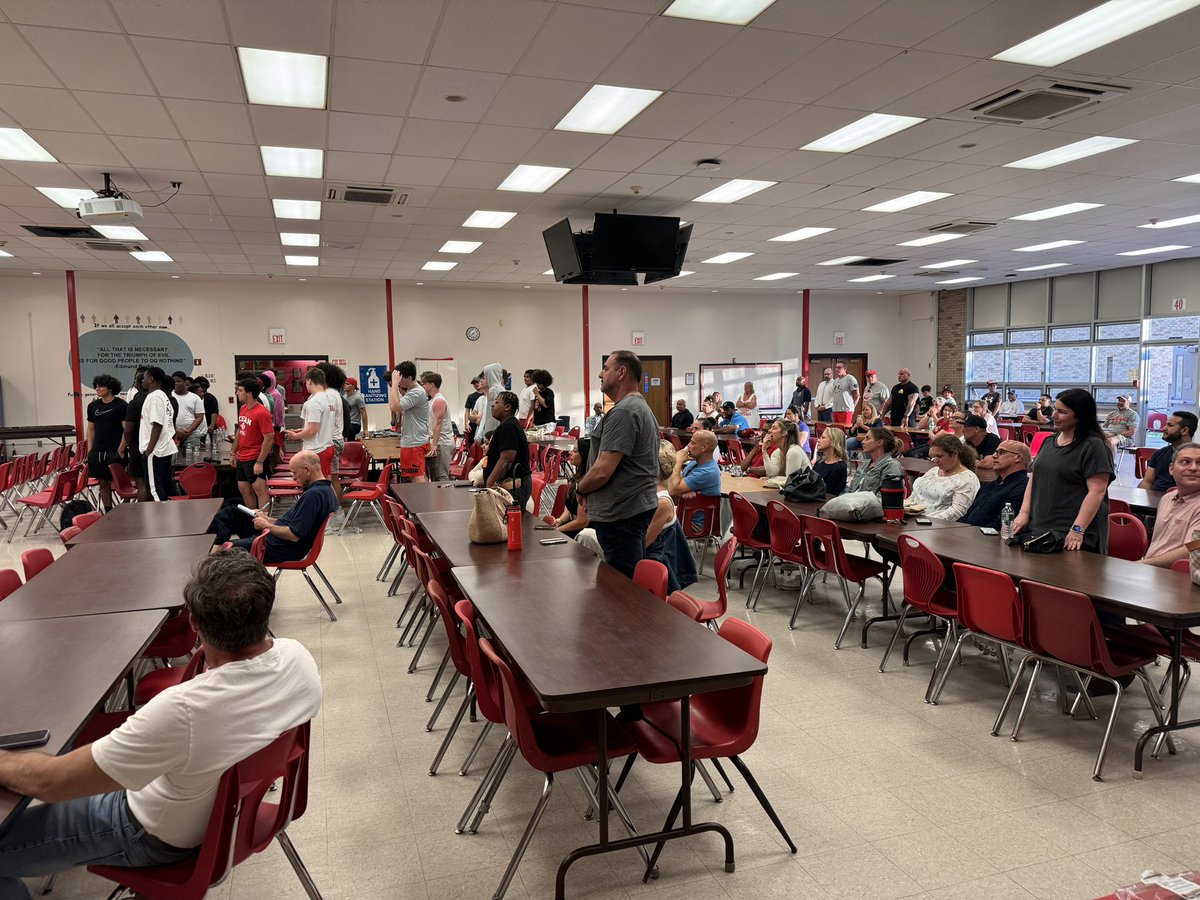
[3,0,1200,291]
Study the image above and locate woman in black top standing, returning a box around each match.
[531,369,556,427]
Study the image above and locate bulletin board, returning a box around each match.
[699,362,784,412]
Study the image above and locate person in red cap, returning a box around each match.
[343,376,368,441]
[863,369,888,409]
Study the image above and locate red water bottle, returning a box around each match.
[506,505,523,551]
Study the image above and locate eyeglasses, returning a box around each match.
[994,448,1020,456]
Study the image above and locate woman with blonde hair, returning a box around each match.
[645,440,697,591]
[736,381,757,415]
[905,434,980,520]
[813,426,848,495]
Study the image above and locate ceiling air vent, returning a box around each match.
[966,78,1129,125]
[845,257,907,267]
[325,183,409,206]
[69,239,147,253]
[23,224,103,239]
[928,221,996,235]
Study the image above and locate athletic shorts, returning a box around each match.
[316,446,336,478]
[236,460,263,483]
[832,411,854,426]
[87,449,120,481]
[126,449,145,479]
[400,445,428,479]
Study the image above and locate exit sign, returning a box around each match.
[269,328,286,345]
[631,331,645,346]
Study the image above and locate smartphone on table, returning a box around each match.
[0,730,50,751]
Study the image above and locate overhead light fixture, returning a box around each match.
[555,85,662,134]
[0,250,12,258]
[280,232,319,246]
[936,276,984,284]
[661,0,778,25]
[36,187,97,208]
[693,179,776,203]
[863,191,951,213]
[464,210,516,228]
[769,227,835,242]
[0,128,57,163]
[1013,240,1085,252]
[260,146,323,179]
[848,274,895,283]
[170,275,180,279]
[754,272,798,281]
[1015,263,1072,271]
[921,259,977,268]
[422,261,457,271]
[272,199,321,220]
[94,225,148,240]
[1009,202,1103,221]
[498,165,570,192]
[1116,244,1191,256]
[817,256,867,265]
[1174,173,1200,184]
[1004,136,1137,170]
[702,252,754,264]
[992,0,1200,67]
[130,251,173,263]
[542,269,554,275]
[237,46,328,109]
[439,240,481,254]
[673,270,695,277]
[284,255,319,266]
[898,233,965,247]
[801,113,925,153]
[1140,214,1200,229]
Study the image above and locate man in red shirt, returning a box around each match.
[231,377,274,510]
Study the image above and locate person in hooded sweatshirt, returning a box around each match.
[260,370,286,432]
[473,363,507,443]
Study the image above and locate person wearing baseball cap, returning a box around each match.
[959,439,1031,528]
[343,376,367,441]
[981,379,1001,415]
[1102,395,1139,454]
[940,385,958,409]
[863,368,888,409]
[961,413,1000,462]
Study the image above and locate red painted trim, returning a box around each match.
[582,285,590,412]
[65,270,83,436]
[385,278,395,367]
[801,288,810,380]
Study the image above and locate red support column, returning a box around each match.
[65,270,83,437]
[800,288,811,380]
[581,285,590,412]
[385,278,395,366]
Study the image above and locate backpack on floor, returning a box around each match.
[60,498,95,530]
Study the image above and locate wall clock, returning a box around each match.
[465,326,480,341]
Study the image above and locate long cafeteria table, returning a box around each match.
[451,557,767,898]
[389,481,476,516]
[1109,484,1164,516]
[65,498,224,546]
[416,509,595,567]
[0,609,167,838]
[872,525,1200,776]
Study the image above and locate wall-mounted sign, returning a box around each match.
[631,331,645,346]
[269,328,286,345]
[650,377,661,386]
[75,329,194,388]
[833,331,846,345]
[331,358,348,367]
[359,365,390,404]
[1172,298,1187,311]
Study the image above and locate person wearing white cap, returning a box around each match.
[1102,395,1138,453]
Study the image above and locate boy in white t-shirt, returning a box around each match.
[138,367,178,501]
[285,367,336,479]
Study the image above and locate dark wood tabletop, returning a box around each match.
[416,509,597,567]
[66,498,224,546]
[389,481,477,516]
[1109,484,1165,515]
[0,535,215,621]
[452,557,766,712]
[0,609,166,837]
[0,425,76,441]
[528,436,577,449]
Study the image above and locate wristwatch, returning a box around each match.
[1070,525,1084,535]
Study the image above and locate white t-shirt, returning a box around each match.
[139,391,177,456]
[518,384,535,419]
[323,387,344,442]
[91,639,322,849]
[301,392,335,452]
[174,391,207,438]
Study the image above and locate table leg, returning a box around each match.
[860,562,899,648]
[1135,627,1200,776]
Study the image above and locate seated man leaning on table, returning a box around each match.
[666,429,721,500]
[1142,443,1200,568]
[714,401,750,434]
[0,551,322,900]
[959,439,1031,529]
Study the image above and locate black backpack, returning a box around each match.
[782,467,827,503]
[60,498,95,530]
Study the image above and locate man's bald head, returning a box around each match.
[993,439,1030,476]
[289,450,323,485]
[687,429,718,462]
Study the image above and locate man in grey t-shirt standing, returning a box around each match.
[575,350,659,579]
[829,361,859,427]
[389,360,431,483]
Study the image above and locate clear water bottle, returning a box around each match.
[1000,503,1015,541]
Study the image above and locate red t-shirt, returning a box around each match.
[236,403,274,462]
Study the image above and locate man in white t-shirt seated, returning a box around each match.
[0,551,322,899]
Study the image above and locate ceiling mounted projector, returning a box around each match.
[77,196,143,224]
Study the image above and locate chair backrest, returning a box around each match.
[108,462,137,497]
[0,568,23,602]
[1108,512,1148,561]
[1029,431,1052,457]
[896,534,953,616]
[544,448,561,481]
[51,466,81,503]
[1108,497,1130,515]
[1021,580,1115,673]
[1147,412,1168,431]
[338,441,368,480]
[1020,423,1040,444]
[801,515,856,578]
[549,482,570,520]
[380,496,406,544]
[728,493,762,543]
[59,525,82,545]
[667,433,684,451]
[951,562,1024,643]
[368,462,395,495]
[479,637,556,770]
[765,500,806,564]
[1134,447,1156,479]
[709,536,737,619]
[723,440,746,464]
[676,493,721,540]
[21,547,54,581]
[178,463,218,499]
[997,426,1014,442]
[567,426,580,438]
[896,431,913,453]
[454,599,506,725]
[632,559,669,600]
[424,576,470,678]
[1171,559,1190,573]
[690,618,772,753]
[665,591,703,620]
[530,474,548,516]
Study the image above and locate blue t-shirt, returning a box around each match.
[719,412,749,431]
[268,479,338,562]
[682,458,721,497]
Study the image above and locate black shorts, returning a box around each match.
[126,450,145,479]
[236,460,264,483]
[87,449,120,481]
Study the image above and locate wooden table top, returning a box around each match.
[452,557,766,712]
[873,526,1200,629]
[0,535,215,621]
[416,509,596,568]
[1109,484,1165,515]
[720,472,776,496]
[0,609,166,837]
[0,425,76,441]
[67,498,224,546]
[389,481,476,516]
[362,436,403,459]
[528,436,577,449]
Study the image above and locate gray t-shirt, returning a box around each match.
[1029,434,1114,552]
[864,381,889,409]
[830,374,859,412]
[585,393,659,522]
[397,386,431,448]
[345,390,367,426]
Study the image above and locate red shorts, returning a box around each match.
[832,411,854,426]
[400,445,428,479]
[316,446,336,478]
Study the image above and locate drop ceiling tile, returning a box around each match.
[74,92,180,140]
[224,0,333,54]
[30,132,128,168]
[580,136,669,171]
[247,106,328,147]
[383,155,454,187]
[1075,86,1200,138]
[187,141,262,175]
[0,24,56,86]
[514,3,647,82]
[740,0,890,38]
[324,150,390,183]
[599,15,736,90]
[441,159,515,190]
[676,28,823,99]
[111,137,194,171]
[685,98,796,145]
[263,176,323,199]
[428,0,550,74]
[621,91,735,141]
[164,99,254,144]
[333,0,441,63]
[131,37,243,102]
[890,58,1034,120]
[330,58,421,117]
[408,67,508,123]
[821,49,974,112]
[749,39,899,106]
[524,131,608,168]
[0,0,120,30]
[458,124,542,164]
[215,197,274,218]
[914,0,1093,58]
[1065,9,1200,79]
[0,86,99,132]
[19,27,154,95]
[481,75,592,130]
[839,0,991,46]
[111,0,228,42]
[394,119,474,158]
[328,112,403,154]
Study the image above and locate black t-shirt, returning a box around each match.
[888,381,918,427]
[973,432,1001,458]
[201,393,219,427]
[1147,445,1176,491]
[533,387,556,426]
[87,397,128,452]
[915,395,933,417]
[483,417,530,484]
[1030,403,1052,423]
[981,391,1001,413]
[789,387,812,410]
[671,409,694,429]
[125,391,146,431]
[465,391,481,439]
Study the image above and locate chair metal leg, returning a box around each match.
[1092,679,1124,781]
[377,544,400,581]
[311,563,344,605]
[992,656,1037,738]
[574,766,657,874]
[743,553,766,608]
[878,604,913,673]
[786,568,816,630]
[388,559,411,597]
[492,773,555,900]
[929,629,972,704]
[299,570,337,622]
[695,759,723,803]
[338,500,362,534]
[710,757,735,794]
[425,649,451,702]
[458,720,494,776]
[275,831,324,900]
[833,579,865,650]
[407,611,439,673]
[369,501,387,529]
[468,738,518,834]
[728,755,797,853]
[612,753,637,795]
[393,581,421,628]
[429,684,474,775]
[922,622,956,703]
[457,734,514,833]
[425,671,461,732]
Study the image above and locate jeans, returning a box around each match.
[591,509,655,579]
[817,409,832,423]
[146,453,174,501]
[0,791,192,900]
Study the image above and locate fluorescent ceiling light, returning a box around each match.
[1004,136,1137,170]
[1116,244,1191,256]
[1009,202,1103,221]
[0,128,56,163]
[130,251,173,263]
[272,199,321,220]
[936,276,984,284]
[702,252,754,264]
[1174,173,1200,184]
[770,227,835,242]
[1015,263,1071,271]
[818,256,866,265]
[801,113,925,153]
[921,259,977,268]
[993,0,1200,67]
[693,179,776,203]
[662,0,778,26]
[260,146,323,179]
[36,187,97,208]
[848,274,895,283]
[1012,240,1085,252]
[1139,213,1200,229]
[237,47,327,109]
[555,85,661,134]
[422,261,457,271]
[94,225,148,240]
[498,165,570,192]
[674,271,695,277]
[754,272,798,281]
[280,232,319,247]
[464,210,516,228]
[439,240,482,254]
[284,255,319,266]
[863,190,951,213]
[897,233,965,247]
[0,250,12,258]
[542,269,554,276]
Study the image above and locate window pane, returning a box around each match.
[1146,315,1200,342]
[1009,387,1042,405]
[1050,325,1091,343]
[1095,387,1139,406]
[1006,347,1045,383]
[971,331,1004,347]
[1048,346,1091,383]
[1093,343,1139,383]
[1096,322,1140,341]
[967,349,1003,383]
[1008,328,1045,345]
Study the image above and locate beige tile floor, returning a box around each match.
[11,513,1200,900]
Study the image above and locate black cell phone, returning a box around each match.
[0,730,50,751]
[915,517,932,525]
[539,537,569,545]
[534,524,556,530]
[453,483,474,488]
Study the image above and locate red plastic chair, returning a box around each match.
[336,441,369,483]
[60,507,102,546]
[89,722,321,900]
[0,568,22,603]
[723,440,746,464]
[252,513,343,621]
[728,492,771,606]
[10,466,81,543]
[665,591,703,620]
[1108,512,1148,561]
[108,463,140,502]
[423,579,476,776]
[1019,423,1040,445]
[1147,412,1168,432]
[529,474,548,516]
[1108,498,1131,516]
[997,426,1014,442]
[676,493,722,572]
[1134,447,1156,479]
[171,463,217,500]
[763,500,809,620]
[548,482,570,520]
[340,463,394,533]
[666,432,684,451]
[21,547,54,580]
[135,647,207,707]
[895,431,914,453]
[1029,431,1052,457]
[802,515,886,649]
[633,558,669,600]
[377,497,408,583]
[881,535,960,699]
[669,536,736,631]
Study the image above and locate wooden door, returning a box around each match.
[808,354,868,398]
[601,355,671,425]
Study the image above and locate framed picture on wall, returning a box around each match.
[685,372,695,385]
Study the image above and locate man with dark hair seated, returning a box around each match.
[0,551,322,898]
